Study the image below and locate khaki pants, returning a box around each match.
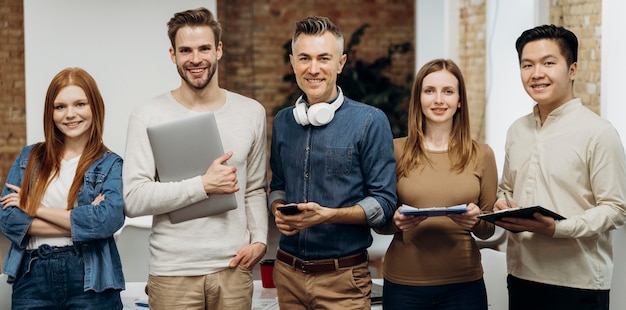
[273,256,372,310]
[147,266,253,310]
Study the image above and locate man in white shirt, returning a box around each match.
[494,24,626,310]
[122,7,268,310]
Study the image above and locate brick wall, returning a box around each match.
[550,0,602,114]
[458,0,487,142]
[0,0,25,184]
[217,0,416,130]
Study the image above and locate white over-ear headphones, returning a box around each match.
[293,88,344,126]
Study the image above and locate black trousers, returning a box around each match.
[507,274,609,310]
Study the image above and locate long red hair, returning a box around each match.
[20,68,107,216]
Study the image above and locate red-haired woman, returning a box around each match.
[0,68,125,309]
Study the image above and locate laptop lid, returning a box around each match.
[146,112,237,224]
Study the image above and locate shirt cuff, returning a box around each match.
[268,190,286,210]
[553,219,573,238]
[357,196,385,228]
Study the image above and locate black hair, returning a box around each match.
[515,24,578,66]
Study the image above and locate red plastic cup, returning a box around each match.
[259,259,275,288]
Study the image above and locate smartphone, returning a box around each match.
[277,204,302,215]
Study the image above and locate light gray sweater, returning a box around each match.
[122,90,268,276]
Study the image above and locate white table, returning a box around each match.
[121,282,148,310]
[252,283,278,310]
[122,279,383,309]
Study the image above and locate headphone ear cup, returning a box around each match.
[307,103,335,126]
[293,102,310,125]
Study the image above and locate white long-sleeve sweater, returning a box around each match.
[122,90,268,276]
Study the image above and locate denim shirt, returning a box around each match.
[0,144,126,292]
[269,96,397,260]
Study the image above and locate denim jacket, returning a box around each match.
[269,96,397,260]
[0,144,126,292]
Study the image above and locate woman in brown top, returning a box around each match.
[375,59,498,310]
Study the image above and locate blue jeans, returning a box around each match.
[383,278,488,310]
[11,244,122,310]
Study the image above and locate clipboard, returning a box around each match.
[399,204,468,217]
[478,205,566,232]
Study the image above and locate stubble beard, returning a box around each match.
[178,62,217,90]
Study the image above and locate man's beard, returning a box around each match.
[178,62,217,90]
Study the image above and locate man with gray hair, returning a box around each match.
[268,16,397,309]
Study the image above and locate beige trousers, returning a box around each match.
[147,266,253,310]
[273,256,372,310]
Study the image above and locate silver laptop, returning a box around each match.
[146,112,237,224]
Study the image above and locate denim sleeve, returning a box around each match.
[0,146,34,248]
[70,154,126,242]
[0,208,33,248]
[268,190,287,209]
[268,110,288,209]
[357,109,398,228]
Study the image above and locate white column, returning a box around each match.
[602,1,626,308]
[415,0,460,70]
[484,0,540,176]
[416,0,446,69]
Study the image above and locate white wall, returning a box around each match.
[484,0,545,176]
[602,1,626,308]
[415,0,459,70]
[416,0,445,69]
[24,0,216,155]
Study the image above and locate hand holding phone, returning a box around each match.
[277,203,302,215]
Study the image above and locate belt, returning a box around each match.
[276,249,368,273]
[25,244,78,259]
